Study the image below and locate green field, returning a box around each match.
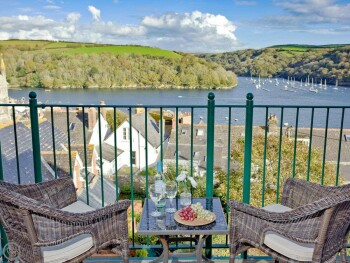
[64,46,182,58]
[0,40,182,59]
[269,44,348,52]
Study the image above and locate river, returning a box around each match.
[9,77,350,128]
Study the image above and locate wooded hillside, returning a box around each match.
[197,45,350,86]
[0,40,237,89]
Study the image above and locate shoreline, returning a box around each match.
[8,84,237,90]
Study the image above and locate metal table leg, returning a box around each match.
[150,235,214,263]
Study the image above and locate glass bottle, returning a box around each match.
[154,161,166,209]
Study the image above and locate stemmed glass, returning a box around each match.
[165,181,178,213]
[149,184,162,217]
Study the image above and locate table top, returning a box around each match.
[137,197,228,235]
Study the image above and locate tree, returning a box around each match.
[214,135,338,208]
[106,110,128,131]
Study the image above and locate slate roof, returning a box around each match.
[44,110,92,145]
[164,143,224,170]
[78,175,119,209]
[296,128,350,163]
[39,121,70,151]
[128,113,161,148]
[0,121,68,184]
[100,142,123,162]
[69,144,95,167]
[164,123,239,172]
[41,151,78,178]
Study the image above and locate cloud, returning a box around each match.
[44,5,61,10]
[276,0,350,24]
[250,0,350,34]
[234,1,256,6]
[141,11,238,52]
[0,10,239,52]
[66,12,81,24]
[88,5,101,22]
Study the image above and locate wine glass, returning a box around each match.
[165,181,177,213]
[149,184,162,217]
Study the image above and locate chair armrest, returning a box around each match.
[31,200,131,223]
[230,198,330,222]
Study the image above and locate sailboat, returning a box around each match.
[324,79,327,90]
[309,78,318,93]
[275,78,279,86]
[305,75,310,87]
[255,75,261,89]
[333,79,338,90]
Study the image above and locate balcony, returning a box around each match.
[0,91,349,262]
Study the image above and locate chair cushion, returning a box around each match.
[41,233,93,263]
[262,203,292,213]
[262,204,315,261]
[264,231,315,261]
[61,200,95,213]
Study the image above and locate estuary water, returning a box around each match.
[9,77,350,128]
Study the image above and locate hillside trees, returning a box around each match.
[198,46,350,86]
[3,49,237,89]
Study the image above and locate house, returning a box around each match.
[106,112,161,171]
[90,112,161,176]
[164,123,237,176]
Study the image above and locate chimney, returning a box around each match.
[100,101,107,120]
[135,107,145,114]
[88,108,97,130]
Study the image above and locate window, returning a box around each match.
[345,134,350,142]
[203,156,206,161]
[181,129,187,135]
[123,128,128,140]
[132,151,136,165]
[196,129,204,136]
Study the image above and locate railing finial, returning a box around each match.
[29,91,37,99]
[208,92,215,100]
[246,93,254,100]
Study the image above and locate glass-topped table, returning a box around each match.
[138,198,228,263]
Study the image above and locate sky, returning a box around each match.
[0,0,349,52]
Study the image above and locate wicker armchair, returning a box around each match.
[230,178,350,263]
[0,177,131,263]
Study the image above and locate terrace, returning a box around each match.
[0,91,349,262]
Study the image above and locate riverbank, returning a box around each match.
[9,84,237,90]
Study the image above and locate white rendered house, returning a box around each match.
[104,113,161,172]
[90,113,161,176]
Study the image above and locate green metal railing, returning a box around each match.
[0,91,349,260]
